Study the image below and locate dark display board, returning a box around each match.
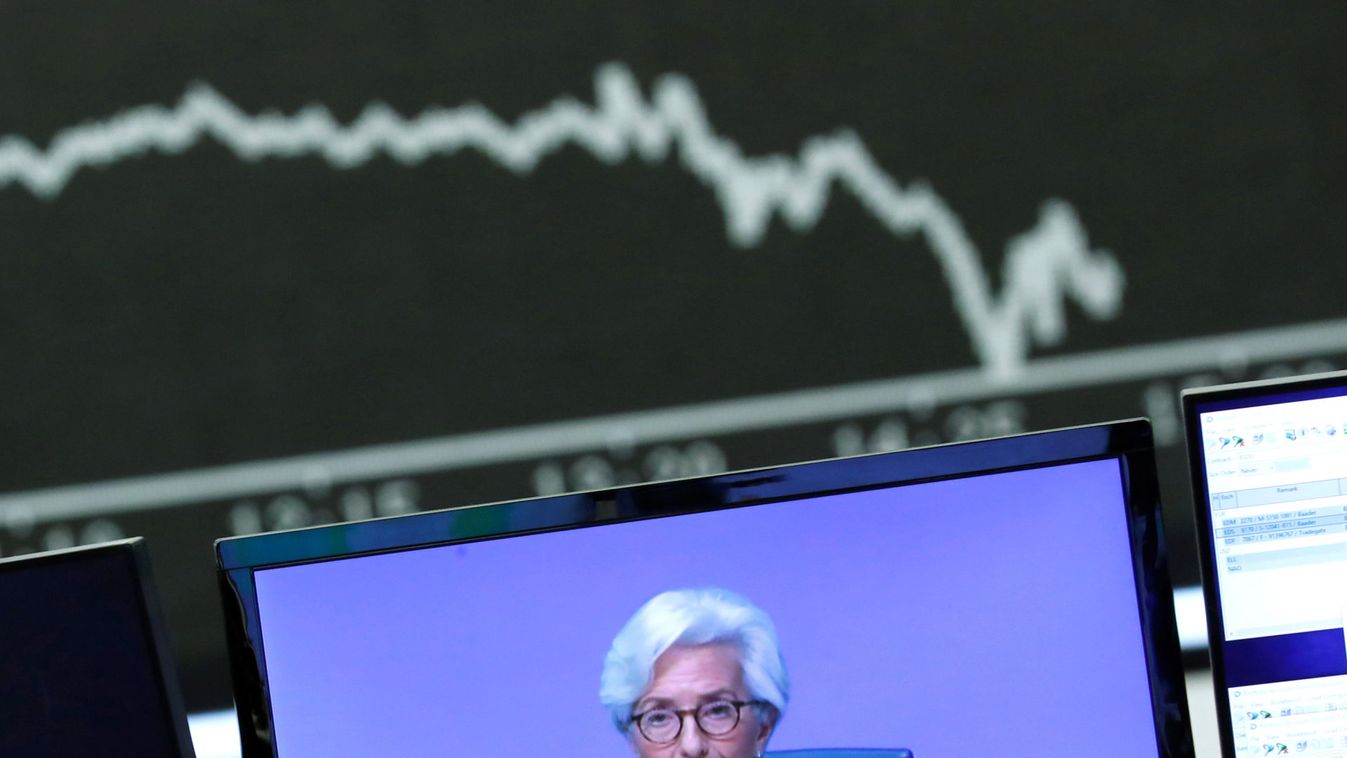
[0,541,194,758]
[1,2,1343,710]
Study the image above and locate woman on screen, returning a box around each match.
[600,588,789,758]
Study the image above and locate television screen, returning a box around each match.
[219,421,1191,757]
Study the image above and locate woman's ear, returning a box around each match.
[754,709,776,753]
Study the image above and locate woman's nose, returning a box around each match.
[676,713,708,756]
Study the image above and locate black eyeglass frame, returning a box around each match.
[629,699,770,744]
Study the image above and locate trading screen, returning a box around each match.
[1200,391,1347,757]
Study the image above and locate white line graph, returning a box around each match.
[0,63,1123,376]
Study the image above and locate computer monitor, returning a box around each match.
[1184,370,1347,757]
[0,537,197,758]
[217,420,1192,757]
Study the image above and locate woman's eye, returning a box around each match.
[701,703,735,720]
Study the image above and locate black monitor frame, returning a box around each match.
[217,419,1192,758]
[0,537,197,758]
[1182,368,1347,757]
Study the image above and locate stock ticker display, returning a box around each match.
[1,3,1344,708]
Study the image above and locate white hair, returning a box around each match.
[599,587,790,732]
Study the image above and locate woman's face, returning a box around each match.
[629,642,774,758]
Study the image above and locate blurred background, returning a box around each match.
[1,3,1342,754]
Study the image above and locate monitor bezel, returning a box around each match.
[0,537,198,758]
[1182,368,1347,757]
[217,419,1192,758]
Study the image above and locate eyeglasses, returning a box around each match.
[630,699,768,744]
